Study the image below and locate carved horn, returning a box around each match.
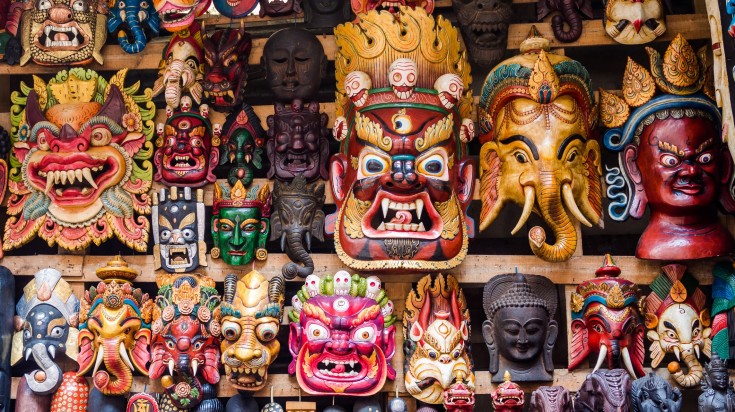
[269,275,285,304]
[418,286,432,331]
[25,91,48,127]
[97,86,126,125]
[450,286,462,330]
[223,274,237,304]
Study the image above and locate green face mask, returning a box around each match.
[212,207,269,266]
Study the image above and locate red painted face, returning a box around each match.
[155,112,218,187]
[150,317,220,382]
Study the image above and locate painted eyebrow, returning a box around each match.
[557,134,585,160]
[664,321,676,330]
[499,135,539,160]
[696,138,714,154]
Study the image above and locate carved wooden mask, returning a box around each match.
[603,0,665,44]
[492,372,524,412]
[153,25,205,111]
[152,0,209,32]
[451,0,511,67]
[262,28,326,103]
[258,0,301,17]
[107,0,160,54]
[212,0,256,18]
[351,0,433,13]
[153,187,207,273]
[203,28,252,112]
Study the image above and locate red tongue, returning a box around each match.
[391,211,412,224]
[332,364,345,373]
[54,32,70,41]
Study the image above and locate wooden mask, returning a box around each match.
[330,8,476,272]
[529,386,573,412]
[289,272,396,396]
[218,104,267,187]
[153,24,205,111]
[202,28,252,112]
[152,0,209,32]
[18,0,107,66]
[211,0,256,18]
[303,0,350,29]
[152,187,207,273]
[5,69,153,253]
[257,0,300,17]
[107,0,160,53]
[603,0,665,44]
[350,0,433,14]
[491,372,524,412]
[711,262,735,360]
[0,268,12,412]
[477,28,601,263]
[403,274,475,408]
[451,0,510,67]
[631,373,682,412]
[262,28,326,104]
[601,34,735,260]
[537,0,592,43]
[569,255,645,378]
[575,369,632,412]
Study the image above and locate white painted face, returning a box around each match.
[292,294,303,313]
[345,71,372,107]
[333,116,348,141]
[157,123,165,137]
[213,123,222,137]
[181,96,193,112]
[381,300,394,317]
[199,103,209,118]
[365,276,382,300]
[333,270,352,295]
[460,118,475,143]
[388,58,418,100]
[305,275,320,297]
[434,73,463,109]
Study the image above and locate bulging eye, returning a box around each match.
[660,154,681,167]
[37,0,51,9]
[193,341,203,350]
[117,1,124,7]
[418,153,447,179]
[428,350,438,359]
[186,60,198,70]
[360,154,388,177]
[37,135,50,151]
[190,138,202,148]
[140,0,148,6]
[515,151,528,164]
[166,137,176,147]
[166,339,175,349]
[256,323,278,342]
[222,321,241,342]
[160,230,171,241]
[353,326,375,343]
[452,350,460,359]
[567,150,578,162]
[392,114,412,134]
[665,330,677,340]
[71,0,84,10]
[592,324,603,333]
[90,128,112,146]
[307,324,329,340]
[182,229,195,240]
[698,152,713,164]
[50,326,64,338]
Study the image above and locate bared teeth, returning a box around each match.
[415,199,423,219]
[82,168,98,189]
[381,198,390,218]
[60,170,67,185]
[45,173,54,194]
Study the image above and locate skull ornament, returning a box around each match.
[345,71,371,108]
[603,0,666,45]
[389,58,418,100]
[435,74,463,110]
[152,187,207,273]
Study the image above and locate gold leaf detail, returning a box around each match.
[434,193,460,240]
[415,116,454,152]
[663,34,700,88]
[607,284,625,309]
[344,193,370,239]
[528,50,560,104]
[670,280,687,303]
[598,89,630,129]
[622,58,655,108]
[355,113,392,152]
[570,292,584,313]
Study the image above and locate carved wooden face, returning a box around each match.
[107,0,160,54]
[211,0,256,17]
[266,103,329,182]
[153,29,205,110]
[451,0,511,66]
[152,0,209,32]
[153,188,206,273]
[604,0,665,44]
[203,28,251,111]
[155,111,218,187]
[212,205,268,266]
[262,28,325,103]
[258,0,301,16]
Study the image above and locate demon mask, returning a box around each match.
[203,28,252,112]
[4,69,153,253]
[270,176,325,279]
[575,369,632,412]
[107,0,160,54]
[153,25,205,111]
[698,353,735,412]
[266,101,329,182]
[77,256,154,396]
[154,105,220,187]
[220,272,284,392]
[289,272,396,396]
[18,0,107,66]
[212,0,256,18]
[643,264,711,388]
[603,0,665,45]
[569,255,645,378]
[491,372,524,412]
[451,0,511,67]
[483,273,558,382]
[262,28,326,103]
[10,269,80,396]
[351,0,433,13]
[330,8,476,271]
[477,27,601,263]
[403,274,474,407]
[153,187,207,273]
[303,0,350,29]
[218,104,267,187]
[149,273,223,411]
[529,386,573,412]
[152,0,209,32]
[632,373,683,412]
[602,35,735,260]
[258,0,301,17]
[712,262,735,360]
[211,181,271,266]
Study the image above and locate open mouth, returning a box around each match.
[160,244,196,268]
[204,89,235,104]
[469,22,508,47]
[279,153,314,172]
[37,23,87,50]
[163,154,204,176]
[362,191,442,239]
[225,364,268,388]
[495,395,523,406]
[28,154,118,202]
[314,356,366,381]
[159,4,195,25]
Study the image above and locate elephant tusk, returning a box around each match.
[511,186,535,235]
[593,343,607,373]
[280,232,286,252]
[305,231,312,251]
[119,342,135,371]
[621,347,637,378]
[25,348,32,361]
[695,345,701,359]
[562,183,593,227]
[169,359,175,376]
[93,345,104,377]
[192,359,199,377]
[48,345,55,359]
[674,346,681,361]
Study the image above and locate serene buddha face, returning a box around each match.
[494,306,548,362]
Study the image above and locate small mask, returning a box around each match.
[451,0,511,67]
[153,187,207,273]
[211,181,271,266]
[303,0,350,29]
[153,25,205,110]
[403,274,474,407]
[266,101,329,182]
[5,69,153,253]
[601,35,735,260]
[351,0,433,13]
[632,373,682,412]
[203,28,252,111]
[107,0,160,53]
[483,273,558,382]
[262,28,326,103]
[537,0,592,43]
[575,369,632,412]
[603,0,665,44]
[153,0,209,32]
[220,272,284,392]
[491,372,524,412]
[289,272,396,396]
[258,0,301,17]
[19,0,107,66]
[529,386,573,412]
[212,0,256,18]
[218,105,267,187]
[569,255,645,378]
[698,353,735,412]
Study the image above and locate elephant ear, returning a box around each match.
[132,328,152,374]
[647,333,665,368]
[269,209,281,242]
[76,329,96,375]
[148,343,167,379]
[569,319,590,370]
[482,320,499,374]
[581,139,603,227]
[479,141,504,231]
[631,324,646,377]
[312,209,325,243]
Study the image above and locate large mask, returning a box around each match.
[483,273,558,382]
[211,181,271,266]
[5,69,153,253]
[149,273,223,411]
[0,268,12,412]
[603,0,665,44]
[10,269,79,396]
[569,255,645,378]
[77,256,154,396]
[303,0,350,29]
[18,0,106,66]
[152,0,208,32]
[403,274,474,407]
[154,106,220,187]
[262,28,326,103]
[153,187,207,273]
[491,372,524,412]
[107,0,160,54]
[643,264,711,388]
[477,28,601,263]
[712,262,735,360]
[529,386,572,412]
[575,369,632,412]
[632,373,683,412]
[270,176,325,279]
[211,0,255,18]
[537,0,592,42]
[266,101,329,182]
[203,28,251,112]
[218,104,266,187]
[351,0,433,13]
[451,0,510,67]
[258,0,300,17]
[698,353,735,412]
[220,271,284,392]
[153,25,205,111]
[601,34,735,260]
[289,272,396,396]
[330,8,476,271]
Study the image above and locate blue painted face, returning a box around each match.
[107,0,160,54]
[211,0,257,18]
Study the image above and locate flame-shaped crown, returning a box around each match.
[570,254,639,316]
[213,181,271,216]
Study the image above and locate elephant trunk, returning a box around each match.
[551,0,583,42]
[529,171,577,262]
[93,339,133,395]
[163,355,203,410]
[282,230,315,280]
[163,61,184,109]
[117,14,147,54]
[25,342,62,395]
[669,347,703,388]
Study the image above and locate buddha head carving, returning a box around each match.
[5,69,153,253]
[602,34,735,260]
[491,372,524,412]
[451,0,511,67]
[203,28,252,111]
[262,28,326,103]
[152,187,207,273]
[289,272,396,396]
[483,273,558,382]
[631,373,683,412]
[603,0,665,45]
[218,105,267,188]
[477,27,601,263]
[569,255,645,378]
[153,25,205,111]
[330,8,476,271]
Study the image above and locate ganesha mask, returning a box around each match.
[108,0,160,54]
[632,373,683,412]
[4,68,153,253]
[603,0,665,45]
[153,187,207,273]
[330,8,476,271]
[478,28,602,263]
[77,256,154,396]
[149,273,222,411]
[602,34,735,260]
[403,273,475,407]
[19,0,107,66]
[203,28,251,112]
[153,26,205,111]
[289,272,396,396]
[569,255,645,378]
[153,0,209,32]
[451,0,511,67]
